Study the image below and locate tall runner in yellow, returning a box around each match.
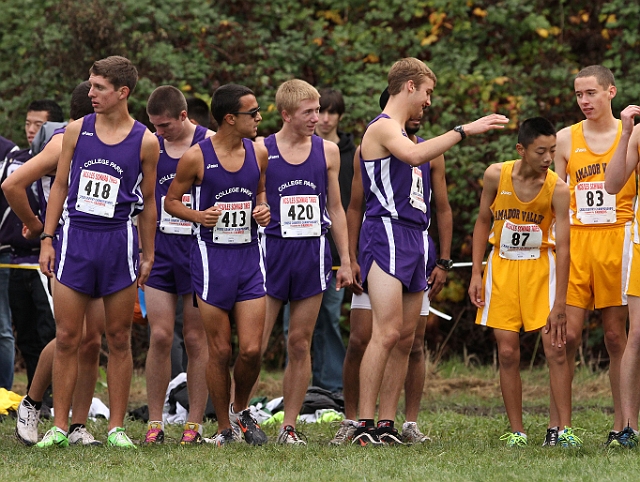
[604,103,640,447]
[469,117,578,447]
[551,66,634,446]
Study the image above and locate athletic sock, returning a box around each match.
[25,395,42,410]
[357,419,375,429]
[69,423,85,433]
[377,419,395,429]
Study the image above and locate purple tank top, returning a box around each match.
[263,134,330,238]
[361,114,429,229]
[37,127,66,226]
[192,138,260,246]
[416,136,432,229]
[65,114,147,228]
[155,125,207,232]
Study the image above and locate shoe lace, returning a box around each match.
[559,427,583,446]
[74,427,96,442]
[500,432,527,446]
[281,426,307,444]
[145,427,162,443]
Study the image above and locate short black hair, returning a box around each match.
[211,84,254,125]
[517,117,556,147]
[318,88,345,116]
[70,81,93,120]
[186,97,212,127]
[27,100,64,122]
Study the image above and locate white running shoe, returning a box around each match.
[15,397,40,446]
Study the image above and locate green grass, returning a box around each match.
[1,364,636,481]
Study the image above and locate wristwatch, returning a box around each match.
[39,232,54,241]
[453,125,466,140]
[436,258,454,270]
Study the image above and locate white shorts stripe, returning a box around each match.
[479,248,495,327]
[382,217,396,275]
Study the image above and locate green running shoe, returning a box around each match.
[107,428,137,449]
[499,432,527,447]
[35,427,69,448]
[558,427,582,448]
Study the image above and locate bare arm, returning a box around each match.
[346,148,364,293]
[39,121,82,277]
[325,141,352,289]
[362,114,508,167]
[252,143,270,227]
[552,127,571,183]
[468,164,500,307]
[605,105,640,194]
[165,143,221,227]
[136,130,160,287]
[2,134,61,238]
[428,155,453,299]
[545,179,570,348]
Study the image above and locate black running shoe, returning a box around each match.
[604,431,618,447]
[377,426,404,446]
[237,409,268,445]
[352,426,383,447]
[542,428,558,447]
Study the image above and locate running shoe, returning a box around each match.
[107,428,137,449]
[35,427,69,448]
[352,426,383,447]
[377,426,403,446]
[276,425,307,445]
[205,427,240,446]
[68,426,102,446]
[605,431,619,447]
[329,419,357,446]
[144,422,164,444]
[15,397,40,446]
[500,432,527,447]
[542,428,558,447]
[238,409,268,445]
[558,427,582,448]
[180,422,203,445]
[615,426,639,448]
[401,421,431,444]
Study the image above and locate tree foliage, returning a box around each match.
[1,0,637,363]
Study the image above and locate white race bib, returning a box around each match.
[160,194,192,235]
[499,221,543,260]
[409,166,426,213]
[575,181,616,224]
[280,195,321,238]
[213,201,252,244]
[76,169,120,218]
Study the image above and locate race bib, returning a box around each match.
[280,195,321,238]
[499,221,543,260]
[213,201,252,244]
[409,167,426,213]
[159,195,192,235]
[76,169,120,218]
[575,181,616,224]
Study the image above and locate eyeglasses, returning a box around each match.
[233,106,261,118]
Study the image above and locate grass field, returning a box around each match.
[1,360,637,482]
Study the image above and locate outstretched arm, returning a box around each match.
[605,105,640,194]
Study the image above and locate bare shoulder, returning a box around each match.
[322,138,340,155]
[253,141,269,159]
[205,129,216,138]
[553,176,570,195]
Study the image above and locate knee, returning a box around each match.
[497,344,519,368]
[564,328,582,352]
[603,328,626,355]
[346,332,370,358]
[287,336,311,362]
[208,339,232,363]
[78,332,102,362]
[183,329,207,356]
[237,344,261,366]
[544,346,567,366]
[55,328,83,353]
[105,329,131,353]
[409,337,425,362]
[149,326,174,352]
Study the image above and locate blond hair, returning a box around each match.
[275,79,320,115]
[387,58,437,95]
